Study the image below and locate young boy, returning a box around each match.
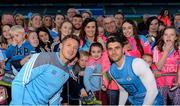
[61,51,89,105]
[142,54,161,78]
[74,51,89,86]
[5,25,33,72]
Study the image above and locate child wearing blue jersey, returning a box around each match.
[5,25,33,72]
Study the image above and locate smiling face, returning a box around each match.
[43,16,52,28]
[2,25,11,39]
[60,22,73,39]
[31,15,42,29]
[103,17,116,33]
[55,14,64,27]
[15,16,24,26]
[122,22,134,38]
[90,46,102,60]
[85,21,96,38]
[38,31,49,43]
[11,31,25,45]
[72,17,83,30]
[28,32,39,47]
[60,38,79,62]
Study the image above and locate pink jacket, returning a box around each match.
[153,47,180,87]
[158,16,171,26]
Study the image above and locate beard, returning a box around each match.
[73,25,81,30]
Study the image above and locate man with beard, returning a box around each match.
[106,36,163,105]
[72,14,83,36]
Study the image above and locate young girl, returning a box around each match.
[51,14,65,41]
[84,42,108,105]
[28,13,42,31]
[1,25,13,47]
[153,27,180,105]
[36,27,53,52]
[27,30,44,53]
[51,21,73,52]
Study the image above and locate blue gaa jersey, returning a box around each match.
[5,40,34,71]
[79,38,92,52]
[10,52,69,105]
[110,56,162,105]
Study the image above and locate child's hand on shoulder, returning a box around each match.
[20,54,32,65]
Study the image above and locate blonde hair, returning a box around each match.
[14,13,26,27]
[10,25,25,35]
[2,25,11,31]
[79,51,89,59]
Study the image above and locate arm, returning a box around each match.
[177,63,180,85]
[11,53,42,105]
[118,84,128,105]
[132,58,158,105]
[5,44,16,58]
[155,42,174,70]
[83,66,94,92]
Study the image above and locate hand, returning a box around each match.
[163,41,174,53]
[101,85,107,91]
[147,36,153,43]
[45,45,51,52]
[153,71,162,78]
[97,37,106,50]
[20,55,32,65]
[80,88,88,97]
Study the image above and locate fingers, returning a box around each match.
[80,88,88,97]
